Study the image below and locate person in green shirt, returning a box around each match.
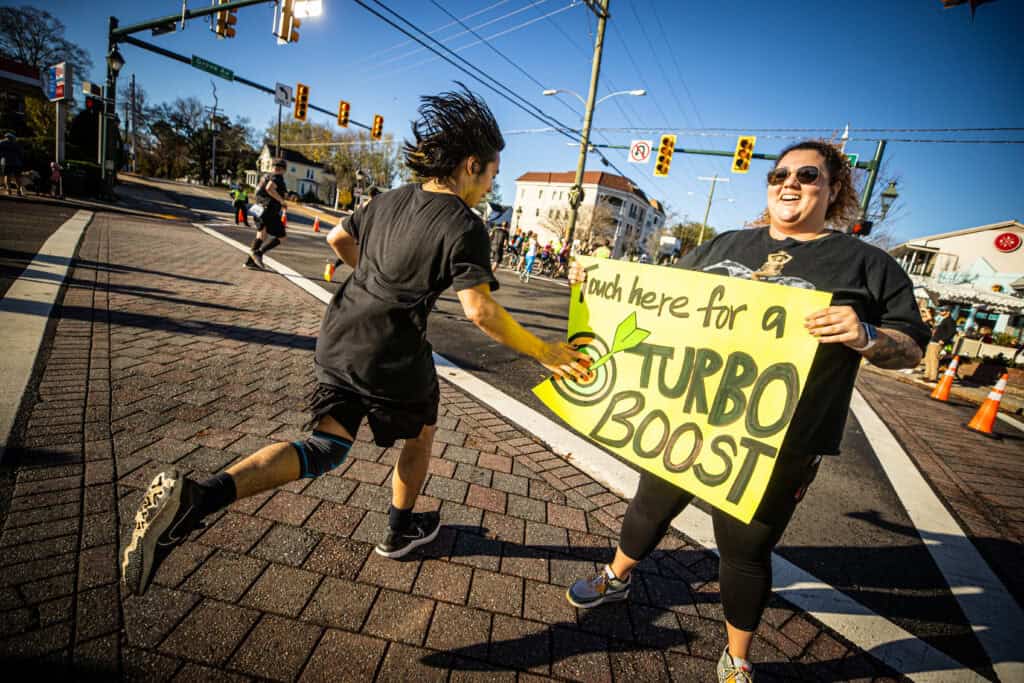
[231,185,250,226]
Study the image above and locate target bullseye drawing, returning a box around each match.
[551,332,617,406]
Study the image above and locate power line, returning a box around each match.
[348,0,516,67]
[427,0,582,120]
[376,3,578,80]
[377,0,555,69]
[350,0,580,142]
[502,127,1024,144]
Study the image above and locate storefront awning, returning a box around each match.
[911,275,1024,313]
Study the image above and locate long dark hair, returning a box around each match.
[774,139,860,224]
[403,83,505,181]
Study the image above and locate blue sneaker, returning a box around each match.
[566,564,630,608]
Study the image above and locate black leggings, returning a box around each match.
[620,452,821,632]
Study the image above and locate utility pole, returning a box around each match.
[697,175,729,247]
[129,73,137,173]
[564,0,609,250]
[858,139,886,221]
[276,103,282,159]
[210,80,218,185]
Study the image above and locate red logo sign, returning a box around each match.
[994,232,1021,253]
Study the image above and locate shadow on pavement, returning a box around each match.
[0,248,232,286]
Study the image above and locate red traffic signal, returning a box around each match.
[851,220,874,237]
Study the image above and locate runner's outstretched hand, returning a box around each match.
[568,261,586,287]
[539,341,592,382]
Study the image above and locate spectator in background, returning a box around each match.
[49,161,62,198]
[490,221,509,271]
[925,307,955,382]
[591,237,612,259]
[0,132,24,196]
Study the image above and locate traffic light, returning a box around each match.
[850,220,874,237]
[371,114,384,140]
[277,0,301,44]
[294,83,309,121]
[337,100,350,128]
[214,0,237,39]
[653,134,676,177]
[731,135,756,173]
[82,81,102,111]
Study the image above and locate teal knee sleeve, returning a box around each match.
[292,431,353,479]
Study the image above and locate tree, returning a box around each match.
[670,221,718,255]
[0,6,92,93]
[543,203,617,246]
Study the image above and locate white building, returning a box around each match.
[245,145,336,204]
[512,171,665,257]
[889,219,1024,338]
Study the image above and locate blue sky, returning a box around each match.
[39,0,1024,243]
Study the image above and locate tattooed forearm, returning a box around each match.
[862,329,923,370]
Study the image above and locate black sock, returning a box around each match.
[250,237,263,252]
[258,237,281,255]
[195,472,237,517]
[388,504,413,531]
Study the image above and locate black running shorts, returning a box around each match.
[305,383,439,447]
[259,206,287,238]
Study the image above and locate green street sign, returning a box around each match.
[190,55,234,81]
[846,153,859,168]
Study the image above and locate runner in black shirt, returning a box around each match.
[490,222,509,270]
[245,159,289,269]
[565,140,928,682]
[122,85,590,596]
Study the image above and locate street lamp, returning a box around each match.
[107,45,125,75]
[542,86,646,250]
[880,180,899,219]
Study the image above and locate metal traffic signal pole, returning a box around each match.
[565,0,610,250]
[858,139,887,220]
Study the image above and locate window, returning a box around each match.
[535,208,540,217]
[539,189,543,199]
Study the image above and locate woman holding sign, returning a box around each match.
[566,140,929,682]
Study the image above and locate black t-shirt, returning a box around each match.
[315,184,499,402]
[931,316,956,343]
[257,173,287,211]
[677,227,929,455]
[490,227,509,251]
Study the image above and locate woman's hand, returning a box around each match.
[568,260,587,287]
[805,306,866,347]
[538,341,592,382]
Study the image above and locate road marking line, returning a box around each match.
[851,390,1023,682]
[1,210,93,463]
[193,222,983,681]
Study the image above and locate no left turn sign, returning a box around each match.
[629,139,653,164]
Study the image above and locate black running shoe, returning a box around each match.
[121,469,203,596]
[375,511,441,559]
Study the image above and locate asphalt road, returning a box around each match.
[116,175,998,677]
[0,197,78,298]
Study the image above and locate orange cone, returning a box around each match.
[237,207,245,223]
[324,261,335,282]
[313,216,321,232]
[281,207,288,227]
[965,373,1008,438]
[930,355,960,402]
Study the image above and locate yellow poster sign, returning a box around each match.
[532,256,832,523]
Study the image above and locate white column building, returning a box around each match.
[512,171,665,257]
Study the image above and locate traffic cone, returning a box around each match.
[281,207,288,227]
[965,373,1008,439]
[930,355,960,402]
[324,261,335,282]
[313,216,321,232]
[237,207,245,223]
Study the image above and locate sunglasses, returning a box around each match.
[767,165,821,186]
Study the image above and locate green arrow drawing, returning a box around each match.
[589,312,650,370]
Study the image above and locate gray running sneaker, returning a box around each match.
[121,469,203,596]
[717,646,755,683]
[375,511,441,559]
[566,564,630,608]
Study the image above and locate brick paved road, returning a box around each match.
[0,212,909,681]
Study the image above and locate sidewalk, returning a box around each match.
[0,211,905,681]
